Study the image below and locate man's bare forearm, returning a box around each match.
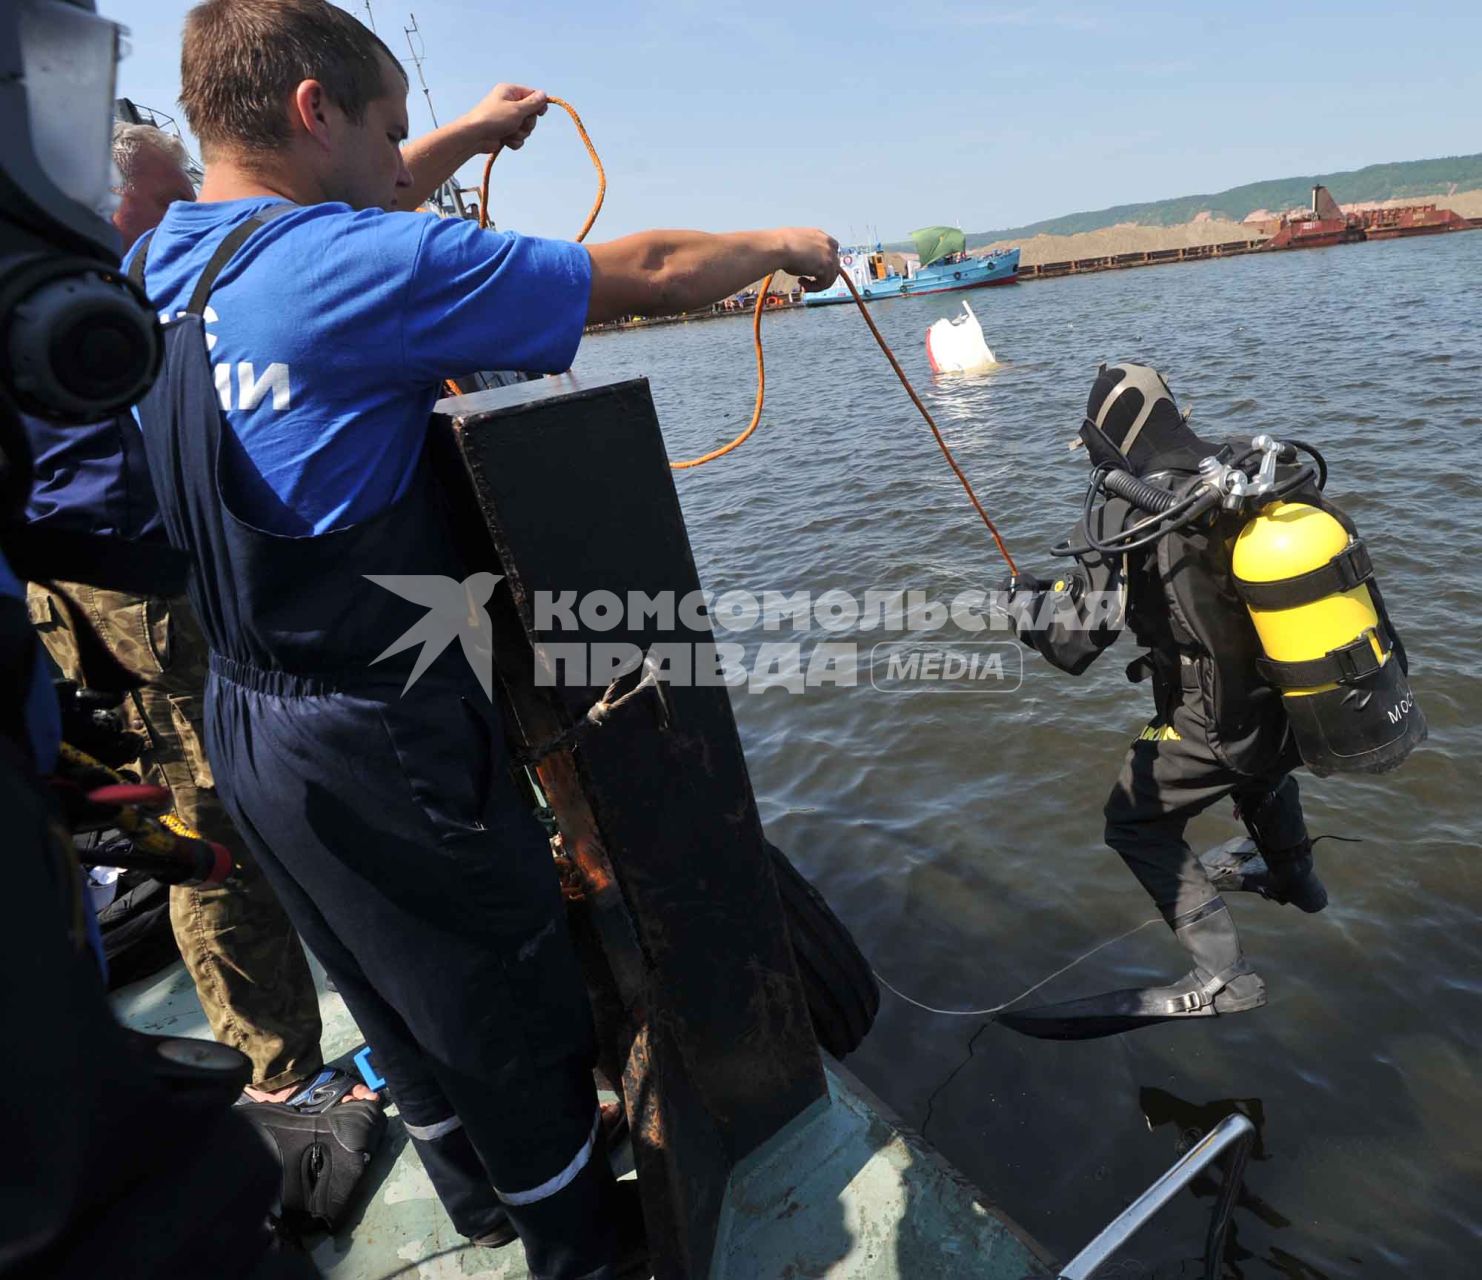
[587,230,820,324]
[389,118,486,212]
[389,84,547,213]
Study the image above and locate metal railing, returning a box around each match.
[1057,1112,1256,1280]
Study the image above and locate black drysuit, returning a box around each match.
[1005,437,1312,925]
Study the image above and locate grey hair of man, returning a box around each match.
[112,122,190,188]
[109,122,198,247]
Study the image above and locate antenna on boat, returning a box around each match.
[401,13,468,218]
[361,0,377,31]
[403,13,439,127]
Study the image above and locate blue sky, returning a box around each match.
[111,0,1479,241]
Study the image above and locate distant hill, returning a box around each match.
[892,154,1482,250]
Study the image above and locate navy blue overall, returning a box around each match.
[130,211,619,1277]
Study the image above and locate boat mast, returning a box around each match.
[402,12,469,217]
[403,13,440,126]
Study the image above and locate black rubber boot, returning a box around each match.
[1171,898,1267,1014]
[1263,840,1328,913]
[1234,777,1329,913]
[1201,837,1328,913]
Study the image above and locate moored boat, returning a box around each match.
[804,226,1019,306]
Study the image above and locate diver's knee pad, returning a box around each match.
[241,1099,386,1232]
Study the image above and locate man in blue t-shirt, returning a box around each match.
[136,3,841,1275]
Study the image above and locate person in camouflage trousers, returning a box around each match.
[30,580,326,1092]
[19,124,364,1103]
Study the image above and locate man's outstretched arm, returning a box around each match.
[586,229,839,324]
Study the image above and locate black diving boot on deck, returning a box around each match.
[995,897,1266,1041]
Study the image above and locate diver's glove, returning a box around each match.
[997,571,1049,599]
[996,571,1051,644]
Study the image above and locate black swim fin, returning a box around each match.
[996,898,1267,1042]
[995,969,1268,1040]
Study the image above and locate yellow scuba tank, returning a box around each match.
[1232,500,1425,775]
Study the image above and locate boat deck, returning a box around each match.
[113,961,1050,1279]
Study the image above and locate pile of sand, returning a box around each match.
[972,218,1265,267]
[742,191,1482,295]
[1439,188,1482,218]
[1338,188,1482,218]
[969,189,1482,268]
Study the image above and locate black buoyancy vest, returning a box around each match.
[1120,440,1298,773]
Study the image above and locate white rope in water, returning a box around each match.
[873,917,1164,1017]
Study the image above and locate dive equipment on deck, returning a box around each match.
[1,1,164,427]
[996,898,1267,1041]
[53,741,237,886]
[241,1093,387,1233]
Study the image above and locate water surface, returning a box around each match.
[575,233,1482,1278]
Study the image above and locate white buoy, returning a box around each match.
[925,301,999,374]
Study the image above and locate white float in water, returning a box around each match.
[925,301,999,374]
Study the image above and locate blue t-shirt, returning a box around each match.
[127,197,591,535]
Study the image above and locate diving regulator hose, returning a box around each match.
[1052,439,1329,560]
[467,96,1019,575]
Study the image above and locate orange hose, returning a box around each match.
[669,275,771,470]
[449,97,608,399]
[478,96,606,241]
[672,270,1017,573]
[831,273,1018,574]
[456,97,1018,573]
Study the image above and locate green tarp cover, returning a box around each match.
[909,225,965,267]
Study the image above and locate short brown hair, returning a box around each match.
[181,0,407,153]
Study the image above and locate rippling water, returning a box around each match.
[574,233,1482,1277]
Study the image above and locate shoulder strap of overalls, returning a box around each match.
[126,202,296,311]
[127,233,152,288]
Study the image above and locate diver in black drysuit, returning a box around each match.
[995,363,1328,1040]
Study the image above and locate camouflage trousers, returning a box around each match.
[29,581,323,1090]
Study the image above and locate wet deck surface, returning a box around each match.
[113,960,1048,1279]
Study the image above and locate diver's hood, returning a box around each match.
[1078,363,1203,474]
